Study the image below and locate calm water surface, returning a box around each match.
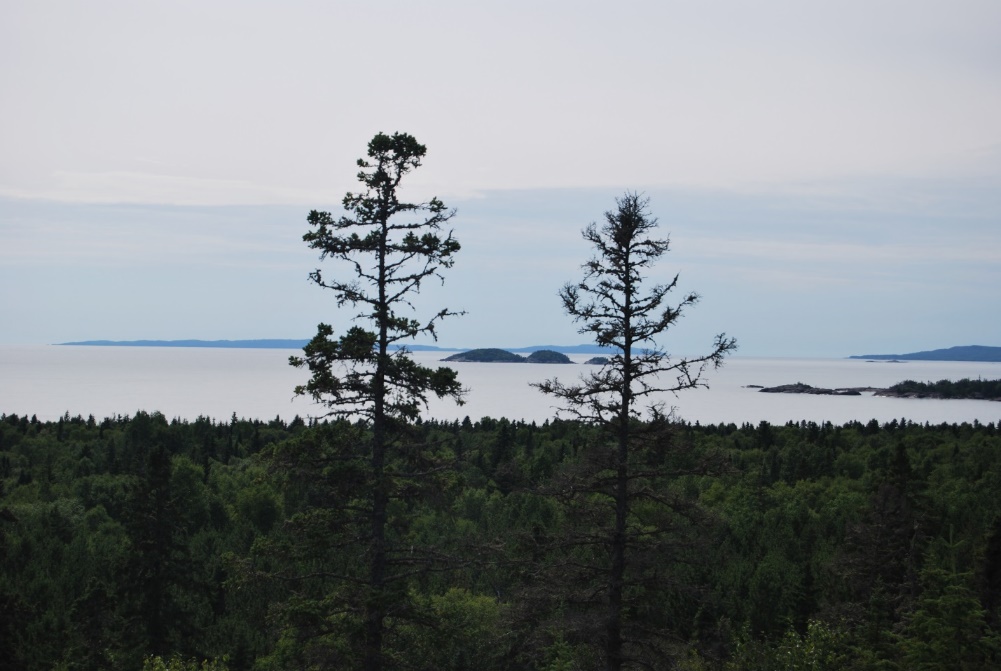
[2,345,999,426]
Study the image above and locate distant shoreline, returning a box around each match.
[755,379,1001,402]
[56,339,313,350]
[848,345,1001,363]
[53,340,1001,361]
[54,340,613,355]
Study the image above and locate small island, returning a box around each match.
[442,348,524,363]
[526,349,573,364]
[585,356,611,365]
[441,348,573,364]
[758,383,865,396]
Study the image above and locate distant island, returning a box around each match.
[505,344,611,355]
[758,383,867,396]
[848,345,1001,363]
[55,340,611,354]
[442,348,573,364]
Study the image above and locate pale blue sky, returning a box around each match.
[2,1,999,357]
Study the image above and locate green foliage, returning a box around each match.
[0,412,292,670]
[391,588,508,670]
[2,411,1001,669]
[728,620,871,671]
[897,544,1001,670]
[142,654,229,671]
[538,637,592,671]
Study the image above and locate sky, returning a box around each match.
[2,0,999,358]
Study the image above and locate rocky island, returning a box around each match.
[758,383,868,396]
[525,349,574,364]
[585,356,611,365]
[442,348,573,364]
[442,348,524,363]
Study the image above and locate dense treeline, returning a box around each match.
[2,410,1000,669]
[886,377,1001,400]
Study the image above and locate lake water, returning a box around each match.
[2,345,1000,426]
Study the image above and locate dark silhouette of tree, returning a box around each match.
[121,444,200,666]
[535,192,736,670]
[0,507,32,671]
[286,132,464,670]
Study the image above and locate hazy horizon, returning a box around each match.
[39,339,1001,363]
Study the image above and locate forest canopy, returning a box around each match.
[2,412,1001,670]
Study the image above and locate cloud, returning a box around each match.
[0,199,311,268]
[682,236,1001,266]
[0,171,332,206]
[3,2,1000,205]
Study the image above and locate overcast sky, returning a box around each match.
[2,0,999,357]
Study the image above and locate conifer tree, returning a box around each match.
[285,132,464,670]
[535,192,735,670]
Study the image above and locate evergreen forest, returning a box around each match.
[2,411,1001,669]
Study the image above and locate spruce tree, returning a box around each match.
[285,132,464,670]
[535,192,735,670]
